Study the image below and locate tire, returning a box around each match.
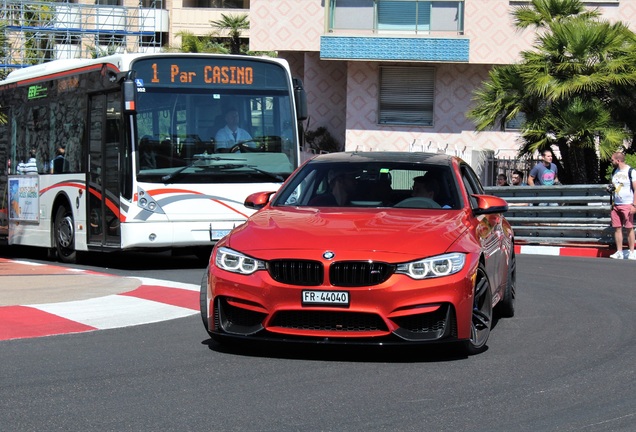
[54,205,76,264]
[464,264,492,355]
[200,268,214,338]
[194,247,212,266]
[46,247,57,261]
[497,252,516,318]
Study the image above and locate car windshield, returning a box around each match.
[273,161,460,209]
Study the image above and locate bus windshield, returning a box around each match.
[133,57,298,184]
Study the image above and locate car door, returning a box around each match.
[460,163,506,292]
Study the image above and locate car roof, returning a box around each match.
[308,152,458,167]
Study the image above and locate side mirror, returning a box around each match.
[244,191,276,210]
[122,77,137,113]
[472,194,508,215]
[293,77,308,121]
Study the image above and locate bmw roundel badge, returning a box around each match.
[323,251,335,260]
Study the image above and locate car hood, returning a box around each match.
[224,207,470,262]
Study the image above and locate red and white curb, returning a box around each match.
[514,244,612,258]
[0,272,199,341]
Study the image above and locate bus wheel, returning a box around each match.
[54,205,77,264]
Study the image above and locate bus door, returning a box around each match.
[0,107,8,243]
[87,92,122,248]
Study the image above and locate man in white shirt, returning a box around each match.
[609,152,636,260]
[18,149,38,175]
[214,107,252,150]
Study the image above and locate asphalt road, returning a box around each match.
[1,250,635,432]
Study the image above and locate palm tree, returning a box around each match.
[469,0,636,184]
[164,31,228,54]
[210,13,249,55]
[512,0,599,28]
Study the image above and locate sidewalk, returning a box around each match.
[0,258,200,341]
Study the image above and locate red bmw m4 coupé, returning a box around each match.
[201,152,515,355]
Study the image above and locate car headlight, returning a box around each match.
[214,246,266,275]
[396,252,466,280]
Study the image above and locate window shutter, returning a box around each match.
[377,1,416,31]
[379,66,434,126]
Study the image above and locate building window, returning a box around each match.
[505,112,525,131]
[377,0,431,32]
[140,0,165,7]
[379,66,434,126]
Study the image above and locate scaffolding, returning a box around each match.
[0,0,168,72]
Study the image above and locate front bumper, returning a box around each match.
[203,264,477,344]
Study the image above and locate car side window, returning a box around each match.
[460,164,483,209]
[278,169,318,206]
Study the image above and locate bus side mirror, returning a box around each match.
[293,77,307,121]
[123,79,137,114]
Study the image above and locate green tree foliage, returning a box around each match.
[164,31,229,54]
[469,0,636,184]
[165,14,275,57]
[19,3,55,65]
[164,14,251,55]
[305,127,342,153]
[210,13,249,55]
[0,20,8,80]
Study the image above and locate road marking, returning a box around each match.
[0,306,96,340]
[0,259,201,341]
[31,293,197,330]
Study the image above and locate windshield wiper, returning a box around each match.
[242,165,285,182]
[161,155,246,184]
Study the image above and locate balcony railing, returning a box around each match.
[327,0,464,36]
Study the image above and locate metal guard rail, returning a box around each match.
[484,185,616,246]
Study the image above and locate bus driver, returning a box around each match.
[214,107,252,150]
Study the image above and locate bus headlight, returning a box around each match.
[137,187,163,213]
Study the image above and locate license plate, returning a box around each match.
[302,290,349,306]
[211,229,230,240]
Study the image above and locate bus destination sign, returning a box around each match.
[132,57,286,90]
[161,64,253,85]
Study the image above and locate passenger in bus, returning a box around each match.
[214,107,252,151]
[50,146,67,174]
[138,136,158,169]
[17,149,38,175]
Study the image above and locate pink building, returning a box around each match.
[250,0,633,166]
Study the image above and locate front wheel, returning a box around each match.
[464,264,492,355]
[54,205,76,264]
[497,252,516,318]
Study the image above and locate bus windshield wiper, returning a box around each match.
[161,155,246,184]
[203,163,285,182]
[240,165,285,182]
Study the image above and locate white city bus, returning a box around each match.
[0,53,307,262]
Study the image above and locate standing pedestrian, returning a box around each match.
[511,169,527,186]
[529,149,560,206]
[608,152,636,260]
[496,173,509,186]
[528,149,559,186]
[17,148,38,175]
[50,145,66,174]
